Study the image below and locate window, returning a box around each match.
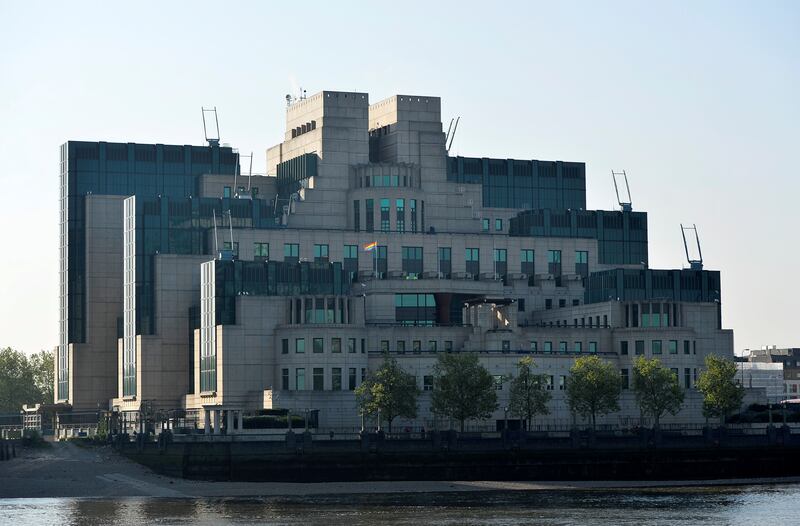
[545,299,552,310]
[544,341,552,353]
[559,298,566,308]
[575,250,588,277]
[546,375,554,390]
[381,340,389,353]
[254,242,269,259]
[547,250,562,283]
[684,368,691,389]
[444,341,453,353]
[621,369,629,390]
[332,338,341,353]
[365,199,374,232]
[396,198,405,232]
[281,368,289,390]
[353,201,360,232]
[348,338,356,354]
[423,375,433,391]
[589,341,597,353]
[223,186,231,198]
[395,293,436,326]
[295,338,305,353]
[410,199,418,232]
[344,245,358,282]
[520,249,534,276]
[574,342,582,353]
[413,340,421,353]
[493,248,507,277]
[361,338,366,354]
[380,198,390,232]
[559,341,567,353]
[438,247,452,278]
[519,299,526,312]
[376,245,387,279]
[495,218,503,231]
[313,337,323,353]
[223,241,239,257]
[530,341,538,352]
[620,341,628,355]
[401,246,423,278]
[669,340,678,354]
[482,218,490,231]
[465,248,480,276]
[493,375,504,390]
[313,244,329,263]
[361,368,366,383]
[559,375,566,390]
[635,340,645,355]
[332,368,342,391]
[313,368,324,390]
[348,368,357,390]
[428,340,437,352]
[397,340,406,354]
[295,368,306,390]
[284,243,299,264]
[652,340,662,355]
[282,338,289,354]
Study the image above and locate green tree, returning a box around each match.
[355,355,419,432]
[632,356,685,429]
[29,350,54,405]
[696,354,745,424]
[566,355,621,429]
[0,347,39,412]
[431,352,498,432]
[508,356,551,429]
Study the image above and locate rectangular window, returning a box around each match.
[348,368,357,390]
[376,245,388,279]
[589,341,597,353]
[313,368,324,390]
[281,368,289,390]
[574,342,582,353]
[530,341,538,352]
[575,250,588,278]
[438,247,452,278]
[313,244,329,263]
[295,338,305,353]
[495,218,503,231]
[684,340,691,355]
[223,241,239,257]
[344,244,358,282]
[546,375,554,390]
[423,375,433,391]
[520,249,534,277]
[684,368,691,389]
[332,337,341,353]
[410,199,418,232]
[493,248,507,278]
[395,293,436,326]
[635,340,645,355]
[348,338,356,354]
[397,340,406,354]
[669,340,678,354]
[444,341,453,352]
[282,338,289,354]
[559,375,566,390]
[380,198,390,232]
[465,247,480,276]
[223,186,231,198]
[642,303,651,328]
[428,340,437,352]
[296,368,306,390]
[545,299,552,310]
[494,375,504,390]
[254,242,269,259]
[544,341,552,353]
[652,340,662,355]
[354,200,360,232]
[620,341,628,355]
[313,337,323,353]
[621,369,629,390]
[482,218,490,231]
[284,243,299,264]
[547,250,562,284]
[381,340,389,353]
[396,198,405,232]
[365,199,374,232]
[332,368,342,391]
[413,340,421,353]
[401,246,423,278]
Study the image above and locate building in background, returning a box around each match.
[58,91,735,431]
[742,347,800,400]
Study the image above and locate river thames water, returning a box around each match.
[2,485,798,525]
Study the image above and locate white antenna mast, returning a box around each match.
[681,224,703,270]
[611,170,632,211]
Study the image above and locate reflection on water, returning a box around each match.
[2,485,799,525]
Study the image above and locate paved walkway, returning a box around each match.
[3,441,800,499]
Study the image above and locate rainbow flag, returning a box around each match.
[363,241,377,252]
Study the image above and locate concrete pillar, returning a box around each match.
[204,410,211,435]
[213,410,221,435]
[226,410,234,435]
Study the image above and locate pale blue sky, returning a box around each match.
[0,1,797,354]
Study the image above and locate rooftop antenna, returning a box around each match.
[446,116,460,153]
[285,94,293,106]
[233,151,254,197]
[681,224,704,270]
[201,107,221,146]
[612,170,632,211]
[445,118,454,145]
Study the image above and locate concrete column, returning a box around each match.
[204,410,211,435]
[226,410,234,435]
[213,410,220,435]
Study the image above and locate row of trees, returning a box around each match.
[0,347,54,413]
[355,352,745,432]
